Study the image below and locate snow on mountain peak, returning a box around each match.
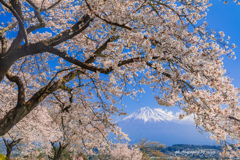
[123,107,175,122]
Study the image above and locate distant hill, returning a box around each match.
[117,107,217,146]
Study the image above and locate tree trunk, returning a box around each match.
[0,59,9,81]
[49,142,68,160]
[2,138,21,160]
[6,147,12,160]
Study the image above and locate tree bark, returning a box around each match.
[0,59,10,81]
[6,147,12,160]
[0,70,83,136]
[49,142,68,160]
[0,14,93,135]
[3,138,21,160]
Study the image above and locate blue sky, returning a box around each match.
[118,1,240,115]
[207,0,240,84]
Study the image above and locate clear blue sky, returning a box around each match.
[207,0,240,84]
[119,1,240,115]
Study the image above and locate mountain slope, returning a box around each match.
[123,107,174,122]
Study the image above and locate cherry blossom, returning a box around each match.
[110,143,142,160]
[0,0,240,158]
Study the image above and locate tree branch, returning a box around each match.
[0,0,65,55]
[84,36,119,63]
[6,71,25,107]
[43,14,93,47]
[0,0,29,51]
[0,36,7,55]
[25,0,46,33]
[42,44,165,74]
[228,116,240,122]
[0,69,83,136]
[84,0,132,31]
[0,0,62,37]
[41,45,107,73]
[41,0,62,11]
[0,22,18,38]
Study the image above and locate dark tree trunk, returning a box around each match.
[0,14,93,136]
[3,138,21,160]
[6,147,12,160]
[49,142,68,160]
[0,59,9,81]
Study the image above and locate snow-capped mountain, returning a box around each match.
[116,107,216,146]
[123,107,174,122]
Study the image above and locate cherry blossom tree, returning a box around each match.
[2,137,21,159]
[47,98,128,160]
[138,139,165,159]
[1,106,62,159]
[109,143,142,160]
[0,0,240,157]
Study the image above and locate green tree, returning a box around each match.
[138,139,166,160]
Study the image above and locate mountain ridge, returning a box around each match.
[122,107,174,122]
[121,106,193,125]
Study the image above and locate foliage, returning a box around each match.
[138,139,166,159]
[167,144,221,151]
[0,154,6,160]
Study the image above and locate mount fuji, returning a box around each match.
[117,107,217,146]
[123,107,175,122]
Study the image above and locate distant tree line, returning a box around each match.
[161,144,222,152]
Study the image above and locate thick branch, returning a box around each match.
[43,45,164,74]
[0,69,83,136]
[0,0,29,50]
[0,14,91,82]
[0,0,65,54]
[6,71,25,107]
[43,14,93,47]
[3,137,21,159]
[44,44,167,74]
[41,45,106,73]
[10,0,28,47]
[49,142,68,160]
[0,36,7,55]
[0,42,44,82]
[0,0,62,37]
[26,0,42,22]
[0,22,18,38]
